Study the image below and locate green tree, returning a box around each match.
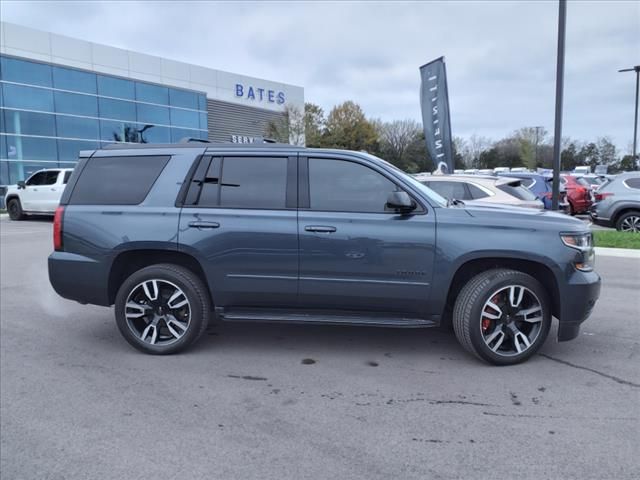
[304,102,325,147]
[264,105,305,145]
[378,119,422,170]
[323,101,378,152]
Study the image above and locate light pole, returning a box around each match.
[619,65,640,170]
[551,0,566,210]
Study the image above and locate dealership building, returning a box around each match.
[0,22,304,186]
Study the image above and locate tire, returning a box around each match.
[615,211,640,233]
[7,198,25,221]
[452,269,552,366]
[114,264,211,354]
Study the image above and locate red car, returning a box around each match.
[561,175,594,214]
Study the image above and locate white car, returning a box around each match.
[4,168,73,220]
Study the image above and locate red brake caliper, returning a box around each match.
[482,294,500,332]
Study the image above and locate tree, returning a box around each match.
[264,105,305,145]
[578,142,600,171]
[304,102,325,147]
[465,134,493,168]
[323,101,378,152]
[597,137,617,166]
[378,119,422,169]
[561,142,581,171]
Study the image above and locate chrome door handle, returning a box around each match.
[305,225,337,233]
[188,221,220,229]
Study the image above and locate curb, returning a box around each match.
[595,247,640,259]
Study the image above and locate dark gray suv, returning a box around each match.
[48,143,601,365]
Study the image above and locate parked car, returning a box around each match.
[573,166,591,175]
[498,172,570,212]
[4,168,74,220]
[590,172,640,232]
[416,174,544,210]
[561,174,593,214]
[48,142,600,365]
[577,174,609,191]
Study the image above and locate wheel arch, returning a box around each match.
[443,257,560,323]
[612,206,640,227]
[108,249,210,305]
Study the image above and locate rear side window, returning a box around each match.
[425,181,469,200]
[624,177,640,189]
[69,155,170,205]
[63,171,72,184]
[466,183,490,199]
[497,183,538,201]
[184,156,288,209]
[520,178,535,188]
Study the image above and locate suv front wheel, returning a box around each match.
[453,269,551,365]
[7,198,25,221]
[115,264,211,354]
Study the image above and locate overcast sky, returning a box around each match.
[2,1,639,151]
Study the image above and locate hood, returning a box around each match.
[458,202,587,232]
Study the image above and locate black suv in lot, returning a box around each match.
[48,142,601,365]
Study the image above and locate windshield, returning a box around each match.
[576,177,591,188]
[359,152,448,207]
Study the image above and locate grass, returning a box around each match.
[593,230,640,250]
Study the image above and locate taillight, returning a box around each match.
[595,192,614,201]
[53,206,64,251]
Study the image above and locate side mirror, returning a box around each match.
[17,181,26,189]
[386,191,416,213]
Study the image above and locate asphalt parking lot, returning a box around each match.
[1,217,638,480]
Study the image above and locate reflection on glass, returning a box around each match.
[54,91,98,116]
[57,139,98,161]
[135,82,169,104]
[2,84,54,112]
[0,56,52,87]
[3,109,56,136]
[98,97,136,121]
[56,115,99,140]
[170,108,199,129]
[52,66,97,94]
[97,75,135,100]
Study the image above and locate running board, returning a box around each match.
[217,308,436,328]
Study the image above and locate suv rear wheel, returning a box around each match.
[616,211,640,232]
[452,269,551,365]
[7,198,25,221]
[115,264,210,354]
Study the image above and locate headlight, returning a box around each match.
[560,232,594,271]
[560,232,592,249]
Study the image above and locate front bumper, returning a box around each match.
[557,269,601,341]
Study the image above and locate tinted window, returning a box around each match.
[5,136,57,161]
[467,183,490,199]
[3,109,56,136]
[170,108,199,129]
[99,120,140,143]
[2,83,54,111]
[135,82,169,104]
[1,57,52,87]
[69,155,170,205]
[52,66,97,94]
[26,171,49,186]
[497,183,538,201]
[137,103,170,125]
[625,177,640,189]
[54,91,98,116]
[520,178,535,188]
[57,139,99,161]
[63,171,72,184]
[98,97,136,121]
[43,170,60,185]
[425,181,468,200]
[309,158,396,212]
[194,157,221,207]
[169,88,198,109]
[97,75,135,100]
[575,177,591,188]
[219,157,287,208]
[56,115,99,139]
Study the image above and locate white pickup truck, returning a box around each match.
[4,168,74,220]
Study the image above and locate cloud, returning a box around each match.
[1,0,638,150]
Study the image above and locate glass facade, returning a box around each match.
[0,54,208,185]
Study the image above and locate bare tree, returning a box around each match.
[465,134,492,168]
[264,105,305,146]
[379,119,422,166]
